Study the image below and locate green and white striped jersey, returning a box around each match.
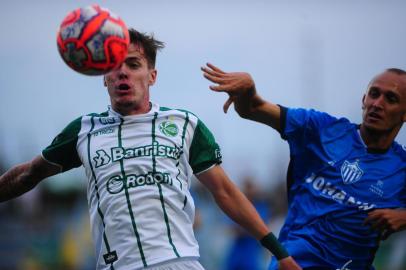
[42,102,222,270]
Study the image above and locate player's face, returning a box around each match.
[362,71,406,133]
[104,43,157,115]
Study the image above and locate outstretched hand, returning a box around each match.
[364,208,406,240]
[201,63,256,113]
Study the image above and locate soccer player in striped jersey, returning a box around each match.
[0,29,301,270]
[202,63,406,270]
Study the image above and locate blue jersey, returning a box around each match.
[269,107,406,270]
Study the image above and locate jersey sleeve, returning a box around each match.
[189,119,222,174]
[280,107,337,154]
[42,117,82,172]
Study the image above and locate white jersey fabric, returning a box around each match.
[42,102,222,270]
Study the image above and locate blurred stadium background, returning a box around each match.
[0,1,405,269]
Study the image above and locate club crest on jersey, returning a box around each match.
[340,160,364,185]
[159,121,179,137]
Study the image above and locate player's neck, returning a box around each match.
[112,101,152,116]
[359,124,399,151]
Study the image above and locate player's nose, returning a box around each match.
[115,63,129,79]
[371,95,385,109]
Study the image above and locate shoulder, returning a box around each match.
[58,110,111,135]
[69,110,112,126]
[392,141,406,161]
[286,107,338,123]
[325,116,353,131]
[158,106,201,124]
[284,107,344,134]
[159,106,197,117]
[86,111,109,117]
[65,111,110,123]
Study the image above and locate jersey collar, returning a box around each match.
[356,125,391,154]
[107,102,159,118]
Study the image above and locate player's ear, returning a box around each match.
[103,76,107,87]
[148,69,157,86]
[361,94,366,110]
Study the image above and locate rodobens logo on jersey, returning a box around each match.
[107,171,173,194]
[340,160,364,185]
[159,121,179,137]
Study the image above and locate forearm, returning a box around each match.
[0,162,39,202]
[198,166,294,264]
[235,91,282,131]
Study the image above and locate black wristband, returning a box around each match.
[260,232,289,260]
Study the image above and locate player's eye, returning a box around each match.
[385,93,399,104]
[368,87,380,98]
[126,61,139,69]
[124,57,141,69]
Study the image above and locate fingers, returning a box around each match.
[203,72,235,93]
[210,83,238,92]
[381,229,393,240]
[203,71,227,85]
[201,63,226,77]
[364,209,383,225]
[223,97,234,113]
[206,63,226,74]
[364,210,395,238]
[369,218,387,231]
[364,212,385,229]
[201,66,221,78]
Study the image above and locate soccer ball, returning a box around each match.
[57,5,130,76]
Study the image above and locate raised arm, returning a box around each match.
[0,155,61,202]
[197,165,302,270]
[201,63,283,132]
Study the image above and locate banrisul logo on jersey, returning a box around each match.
[107,171,173,194]
[159,121,179,137]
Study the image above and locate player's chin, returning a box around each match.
[363,121,390,133]
[113,97,136,108]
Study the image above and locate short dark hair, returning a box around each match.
[386,68,406,76]
[128,28,165,68]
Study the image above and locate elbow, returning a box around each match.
[213,191,231,204]
[212,184,236,206]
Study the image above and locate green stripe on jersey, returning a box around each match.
[180,111,189,148]
[87,116,115,270]
[175,111,190,190]
[152,112,180,258]
[117,117,147,267]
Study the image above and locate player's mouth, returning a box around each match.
[116,83,131,93]
[367,111,383,121]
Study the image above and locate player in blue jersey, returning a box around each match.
[202,63,406,270]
